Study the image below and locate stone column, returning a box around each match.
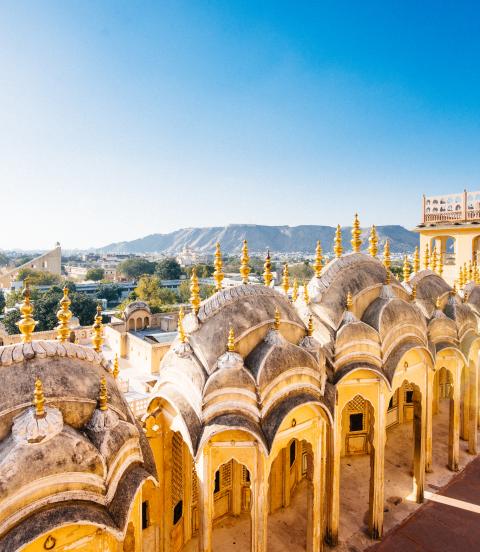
[425,368,434,472]
[163,428,173,552]
[468,358,478,454]
[461,366,470,442]
[251,448,268,552]
[413,391,426,503]
[196,447,213,552]
[307,421,324,552]
[448,372,461,471]
[368,391,385,539]
[325,408,341,546]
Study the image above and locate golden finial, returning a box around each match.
[411,283,417,301]
[112,354,119,379]
[303,279,310,304]
[190,267,201,314]
[16,278,37,343]
[240,240,250,284]
[435,296,441,310]
[263,250,273,287]
[227,326,235,352]
[334,225,343,258]
[422,243,430,270]
[56,286,72,342]
[459,266,465,289]
[383,240,391,284]
[453,281,457,295]
[92,304,104,352]
[413,246,420,273]
[33,378,45,418]
[368,225,378,257]
[468,260,473,282]
[346,291,353,311]
[177,307,186,343]
[403,255,411,283]
[431,247,438,273]
[351,213,362,253]
[274,307,281,330]
[314,240,323,277]
[99,376,108,411]
[475,263,480,284]
[292,277,299,302]
[307,314,314,336]
[438,251,444,277]
[213,242,224,292]
[281,263,290,295]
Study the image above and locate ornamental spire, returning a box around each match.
[274,307,280,331]
[98,377,108,411]
[334,225,343,258]
[112,353,119,380]
[413,246,420,273]
[411,283,417,301]
[435,296,441,310]
[292,277,299,302]
[190,267,201,314]
[368,225,378,257]
[403,255,411,283]
[33,378,45,419]
[303,280,310,304]
[17,278,37,343]
[422,243,430,270]
[227,326,235,352]
[438,251,444,277]
[346,291,353,311]
[383,240,391,284]
[351,213,362,253]
[56,286,72,342]
[263,250,273,287]
[92,304,104,353]
[468,260,473,282]
[213,242,224,292]
[177,307,186,344]
[431,247,438,273]
[475,263,480,284]
[314,240,323,277]
[281,264,290,295]
[240,240,250,284]
[307,315,314,336]
[459,266,465,289]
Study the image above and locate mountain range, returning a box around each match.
[98,224,419,255]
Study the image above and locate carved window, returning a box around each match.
[142,501,149,530]
[289,441,296,467]
[349,413,364,432]
[172,433,183,507]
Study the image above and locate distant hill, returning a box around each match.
[98,224,419,255]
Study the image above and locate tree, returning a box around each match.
[184,263,214,278]
[86,267,105,281]
[0,290,5,313]
[14,255,34,267]
[134,276,179,312]
[16,268,62,286]
[118,258,156,279]
[3,309,21,335]
[177,280,215,303]
[288,262,314,281]
[156,258,182,280]
[96,284,122,304]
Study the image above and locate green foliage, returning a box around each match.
[134,276,179,312]
[117,258,156,279]
[16,268,62,286]
[288,261,314,281]
[156,258,182,280]
[184,264,214,278]
[14,255,35,267]
[177,280,214,302]
[96,284,122,304]
[390,264,403,278]
[86,267,105,281]
[3,309,21,334]
[0,291,5,313]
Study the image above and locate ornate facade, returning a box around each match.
[1,215,480,551]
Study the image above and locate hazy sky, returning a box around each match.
[1,1,480,250]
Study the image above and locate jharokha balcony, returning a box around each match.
[421,189,480,225]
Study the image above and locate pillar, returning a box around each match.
[413,390,426,503]
[425,368,434,472]
[307,421,324,552]
[325,407,341,546]
[448,373,460,472]
[251,448,268,552]
[468,359,478,454]
[196,447,213,552]
[368,393,385,539]
[163,428,173,552]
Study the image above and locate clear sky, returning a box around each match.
[1,1,480,250]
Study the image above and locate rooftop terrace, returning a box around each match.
[421,189,480,225]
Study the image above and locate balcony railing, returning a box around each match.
[422,190,480,224]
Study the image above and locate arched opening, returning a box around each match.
[128,318,135,331]
[144,316,150,329]
[384,381,423,511]
[429,236,456,266]
[141,479,160,550]
[339,395,375,540]
[135,317,142,331]
[267,438,313,551]
[431,367,458,471]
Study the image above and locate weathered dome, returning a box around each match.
[123,300,151,320]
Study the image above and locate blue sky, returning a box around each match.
[1,1,480,249]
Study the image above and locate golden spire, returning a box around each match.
[177,307,186,343]
[435,296,441,310]
[303,279,310,304]
[411,283,417,301]
[314,240,323,277]
[368,225,378,257]
[475,263,480,284]
[16,278,37,343]
[351,213,362,253]
[292,277,299,302]
[33,378,45,418]
[307,314,314,336]
[334,224,343,258]
[431,247,438,273]
[452,281,457,294]
[281,263,290,295]
[383,240,391,284]
[403,255,411,283]
[240,240,250,284]
[112,353,119,379]
[99,376,108,411]
[263,250,273,287]
[227,326,235,352]
[92,304,104,353]
[459,266,465,289]
[56,286,72,342]
[274,307,281,330]
[438,251,444,277]
[213,242,224,292]
[468,260,473,282]
[346,291,353,311]
[422,243,430,270]
[413,246,420,273]
[190,267,201,314]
